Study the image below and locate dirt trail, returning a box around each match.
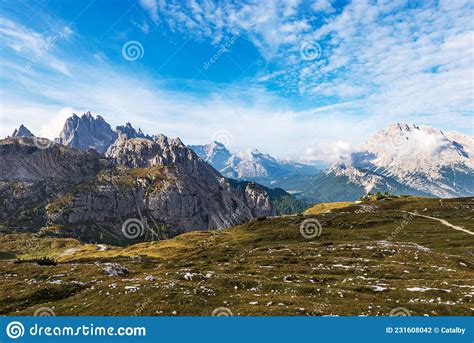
[404,211,474,236]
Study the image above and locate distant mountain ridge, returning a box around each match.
[189,141,319,188]
[116,122,153,140]
[298,123,474,202]
[357,123,473,197]
[6,114,473,203]
[10,112,319,190]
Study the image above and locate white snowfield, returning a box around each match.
[328,123,474,197]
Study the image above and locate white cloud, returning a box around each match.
[1,2,473,164]
[139,0,159,23]
[137,1,473,125]
[0,100,73,139]
[0,17,72,76]
[301,140,355,163]
[38,107,80,139]
[0,104,80,140]
[0,54,389,160]
[139,0,312,59]
[312,0,335,14]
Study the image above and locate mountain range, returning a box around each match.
[0,135,282,245]
[1,112,311,245]
[189,141,319,188]
[191,125,473,202]
[5,112,474,206]
[11,124,34,137]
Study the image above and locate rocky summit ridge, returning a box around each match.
[0,114,287,245]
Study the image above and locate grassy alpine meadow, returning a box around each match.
[0,196,472,316]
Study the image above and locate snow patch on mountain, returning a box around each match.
[190,142,319,186]
[325,123,474,198]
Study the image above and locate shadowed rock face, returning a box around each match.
[55,112,156,154]
[0,137,104,231]
[56,112,118,154]
[0,137,102,181]
[0,135,276,245]
[75,135,275,237]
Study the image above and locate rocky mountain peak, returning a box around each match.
[11,124,34,137]
[394,122,418,131]
[82,111,93,119]
[170,137,185,147]
[106,134,216,178]
[52,111,193,157]
[363,123,471,168]
[325,123,474,199]
[241,148,274,161]
[154,133,188,149]
[191,141,319,187]
[189,140,233,171]
[116,122,150,139]
[154,133,170,146]
[56,112,117,154]
[208,140,228,151]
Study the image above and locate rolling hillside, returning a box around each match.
[1,196,472,316]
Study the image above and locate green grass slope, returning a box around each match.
[0,196,472,316]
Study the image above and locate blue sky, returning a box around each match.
[0,0,473,161]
